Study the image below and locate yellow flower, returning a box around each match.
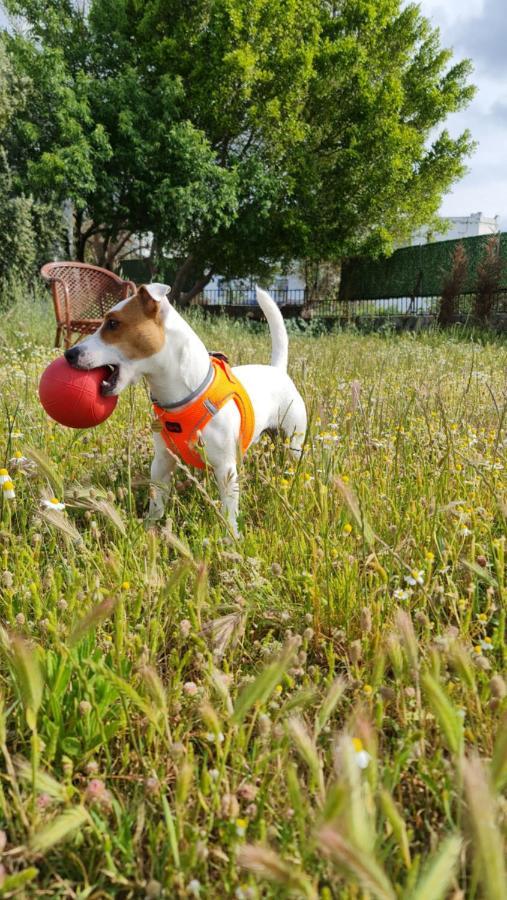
[121,581,131,591]
[425,551,434,562]
[363,684,373,696]
[341,474,350,484]
[14,451,23,459]
[477,613,488,623]
[280,478,290,488]
[274,684,283,694]
[343,523,352,535]
[352,737,364,753]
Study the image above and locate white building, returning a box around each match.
[408,212,499,246]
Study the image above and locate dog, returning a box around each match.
[65,284,307,536]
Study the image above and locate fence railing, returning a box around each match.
[195,288,507,323]
[198,290,439,317]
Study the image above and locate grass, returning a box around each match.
[0,300,506,898]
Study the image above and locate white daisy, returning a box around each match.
[2,480,15,500]
[405,570,424,586]
[42,497,66,511]
[352,737,371,769]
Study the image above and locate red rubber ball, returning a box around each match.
[39,356,118,429]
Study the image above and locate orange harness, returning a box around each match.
[152,354,255,470]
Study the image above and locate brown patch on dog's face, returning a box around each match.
[99,286,166,359]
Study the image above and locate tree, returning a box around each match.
[2,0,475,302]
[0,35,63,292]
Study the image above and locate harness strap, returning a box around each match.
[152,356,255,470]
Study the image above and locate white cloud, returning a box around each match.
[418,0,507,226]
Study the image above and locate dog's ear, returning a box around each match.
[138,283,170,317]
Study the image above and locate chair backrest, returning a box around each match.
[40,262,135,321]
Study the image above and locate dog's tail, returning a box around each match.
[255,286,288,372]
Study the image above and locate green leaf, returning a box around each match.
[380,789,411,869]
[0,629,43,730]
[421,671,463,757]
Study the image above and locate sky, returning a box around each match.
[1,1,506,229]
[417,0,507,229]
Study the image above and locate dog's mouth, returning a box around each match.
[101,364,120,396]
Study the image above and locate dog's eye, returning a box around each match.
[106,318,120,331]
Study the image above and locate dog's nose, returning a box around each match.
[64,346,81,367]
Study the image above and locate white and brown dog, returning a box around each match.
[65,285,307,535]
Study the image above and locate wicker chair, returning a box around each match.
[40,261,136,349]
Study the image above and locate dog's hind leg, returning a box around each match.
[148,433,177,521]
[280,391,307,460]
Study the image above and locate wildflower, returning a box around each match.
[342,523,352,535]
[363,683,373,696]
[121,581,130,590]
[36,793,52,810]
[235,818,248,837]
[183,681,198,696]
[280,478,290,488]
[9,452,29,468]
[352,737,371,769]
[41,497,65,511]
[2,571,14,589]
[460,526,472,537]
[393,588,411,601]
[480,637,493,651]
[187,880,201,898]
[2,481,15,500]
[179,619,192,638]
[0,469,10,485]
[425,551,435,562]
[206,731,224,743]
[84,778,112,809]
[477,613,488,624]
[15,612,25,626]
[405,570,424,586]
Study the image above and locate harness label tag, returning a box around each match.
[165,421,183,433]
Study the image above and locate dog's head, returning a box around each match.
[65,283,170,395]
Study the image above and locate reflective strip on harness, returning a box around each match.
[152,356,255,469]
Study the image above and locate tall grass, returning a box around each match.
[0,300,505,897]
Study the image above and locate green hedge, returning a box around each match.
[340,233,507,300]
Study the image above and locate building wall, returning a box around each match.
[408,213,499,246]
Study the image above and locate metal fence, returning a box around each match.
[197,290,439,318]
[196,288,507,325]
[201,288,307,307]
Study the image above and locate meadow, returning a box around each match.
[0,301,506,899]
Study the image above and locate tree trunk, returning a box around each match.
[180,270,214,306]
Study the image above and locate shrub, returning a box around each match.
[474,235,504,323]
[438,242,468,325]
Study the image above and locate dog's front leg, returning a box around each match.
[148,433,177,521]
[213,459,240,538]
